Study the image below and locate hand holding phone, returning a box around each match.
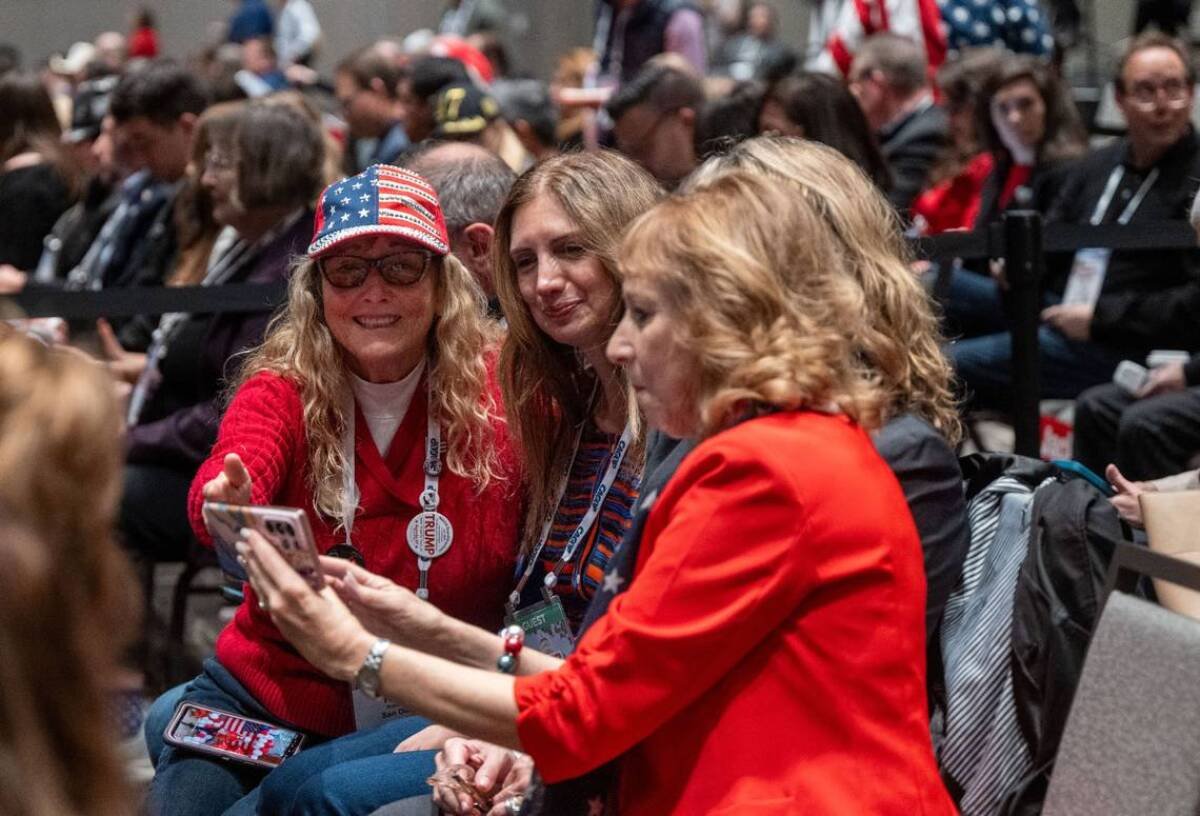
[202,502,323,591]
[164,703,304,768]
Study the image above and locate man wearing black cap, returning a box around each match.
[430,82,531,171]
[44,77,124,284]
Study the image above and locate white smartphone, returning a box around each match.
[201,502,323,591]
[1113,360,1150,396]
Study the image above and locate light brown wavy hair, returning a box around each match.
[685,136,962,443]
[492,151,662,543]
[239,251,502,519]
[0,329,137,816]
[621,171,889,436]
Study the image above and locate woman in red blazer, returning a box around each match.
[239,168,956,815]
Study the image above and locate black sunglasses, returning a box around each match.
[319,250,433,289]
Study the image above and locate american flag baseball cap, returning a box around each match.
[307,164,450,259]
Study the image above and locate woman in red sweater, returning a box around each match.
[144,165,523,816]
[246,151,663,815]
[240,170,956,814]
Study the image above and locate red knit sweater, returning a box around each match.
[188,370,523,736]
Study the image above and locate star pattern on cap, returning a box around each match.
[307,164,450,257]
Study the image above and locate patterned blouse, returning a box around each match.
[515,423,642,630]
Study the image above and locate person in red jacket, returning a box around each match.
[245,152,664,816]
[144,165,523,816]
[129,9,160,59]
[240,170,955,814]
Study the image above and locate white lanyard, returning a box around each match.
[340,375,451,600]
[1090,166,1159,227]
[508,419,634,606]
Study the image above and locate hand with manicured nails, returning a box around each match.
[237,529,374,681]
[320,556,447,652]
[432,737,533,816]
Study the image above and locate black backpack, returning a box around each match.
[935,454,1129,815]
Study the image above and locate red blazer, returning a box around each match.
[189,370,523,736]
[515,411,955,815]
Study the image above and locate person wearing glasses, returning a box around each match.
[144,164,524,816]
[118,101,323,574]
[238,170,956,816]
[244,150,662,816]
[951,32,1200,411]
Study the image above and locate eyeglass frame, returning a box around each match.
[317,249,436,289]
[203,148,238,173]
[1122,78,1194,111]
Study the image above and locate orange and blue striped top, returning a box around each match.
[515,423,643,629]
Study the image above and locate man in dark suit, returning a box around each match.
[849,32,946,215]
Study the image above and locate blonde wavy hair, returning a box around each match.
[620,171,889,436]
[492,151,663,542]
[239,252,502,519]
[0,329,137,816]
[685,136,962,443]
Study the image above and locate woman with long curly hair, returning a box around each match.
[143,164,524,816]
[241,150,663,816]
[239,170,956,815]
[685,135,969,642]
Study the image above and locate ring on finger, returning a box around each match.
[258,597,269,611]
[505,796,524,815]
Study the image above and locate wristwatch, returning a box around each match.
[353,638,391,699]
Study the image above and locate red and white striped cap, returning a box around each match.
[307,164,450,258]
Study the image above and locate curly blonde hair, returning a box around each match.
[238,252,502,519]
[492,151,662,542]
[686,136,962,443]
[620,171,889,436]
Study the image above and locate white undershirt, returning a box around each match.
[349,361,425,455]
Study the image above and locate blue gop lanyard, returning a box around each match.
[340,376,451,600]
[508,418,634,607]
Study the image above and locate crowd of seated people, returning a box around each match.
[5,4,1200,814]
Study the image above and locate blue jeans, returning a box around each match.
[950,326,1125,411]
[254,714,438,815]
[940,266,1009,339]
[144,658,327,816]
